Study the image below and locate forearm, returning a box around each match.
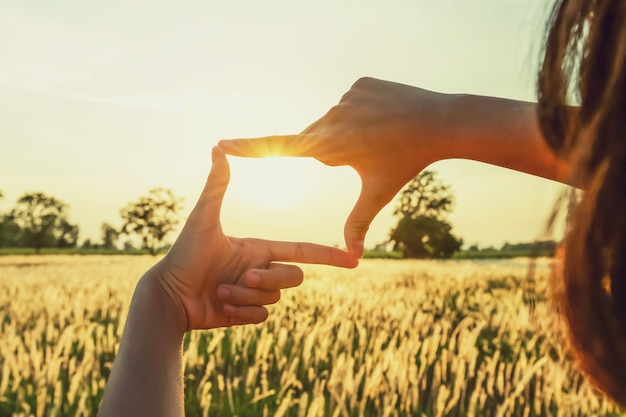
[435,94,572,184]
[98,269,187,417]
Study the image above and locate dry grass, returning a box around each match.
[0,255,621,416]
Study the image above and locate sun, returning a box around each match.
[226,157,319,210]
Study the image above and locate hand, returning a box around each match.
[218,77,454,258]
[151,147,358,331]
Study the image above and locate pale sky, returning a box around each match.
[0,0,567,250]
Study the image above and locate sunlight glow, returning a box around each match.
[226,157,319,210]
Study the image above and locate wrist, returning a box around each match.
[99,268,186,417]
[441,94,566,182]
[134,265,189,337]
[397,87,458,166]
[442,93,512,160]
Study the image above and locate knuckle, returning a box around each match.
[295,242,304,261]
[325,104,343,120]
[353,76,372,88]
[349,220,370,236]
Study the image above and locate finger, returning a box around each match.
[261,240,358,268]
[187,146,230,229]
[344,177,395,258]
[243,264,304,290]
[218,135,319,157]
[217,285,281,306]
[223,303,269,325]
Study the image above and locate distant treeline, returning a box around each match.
[454,240,558,259]
[0,188,183,254]
[365,240,558,260]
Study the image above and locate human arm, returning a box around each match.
[97,147,357,417]
[218,77,574,257]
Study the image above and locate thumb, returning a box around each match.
[192,146,231,228]
[344,177,393,258]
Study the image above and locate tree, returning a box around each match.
[56,219,79,248]
[393,170,455,219]
[0,190,16,248]
[388,170,462,258]
[8,192,78,252]
[101,222,119,250]
[389,215,462,258]
[0,215,20,248]
[120,188,183,255]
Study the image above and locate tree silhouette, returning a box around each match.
[0,190,19,248]
[101,222,119,250]
[120,188,183,255]
[8,192,78,252]
[390,215,462,258]
[393,170,454,219]
[56,218,79,248]
[389,171,462,258]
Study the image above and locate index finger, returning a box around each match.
[260,239,359,269]
[218,135,317,157]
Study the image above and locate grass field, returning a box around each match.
[0,255,622,416]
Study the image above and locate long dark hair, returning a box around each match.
[537,0,626,407]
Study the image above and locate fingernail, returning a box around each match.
[351,240,364,259]
[212,146,224,163]
[246,271,262,287]
[217,285,231,300]
[218,140,232,150]
[347,255,360,268]
[223,303,237,314]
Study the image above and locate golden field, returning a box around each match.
[0,255,622,417]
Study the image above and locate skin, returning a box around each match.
[99,77,576,416]
[219,77,572,258]
[97,147,357,417]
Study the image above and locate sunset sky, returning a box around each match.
[0,0,568,250]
